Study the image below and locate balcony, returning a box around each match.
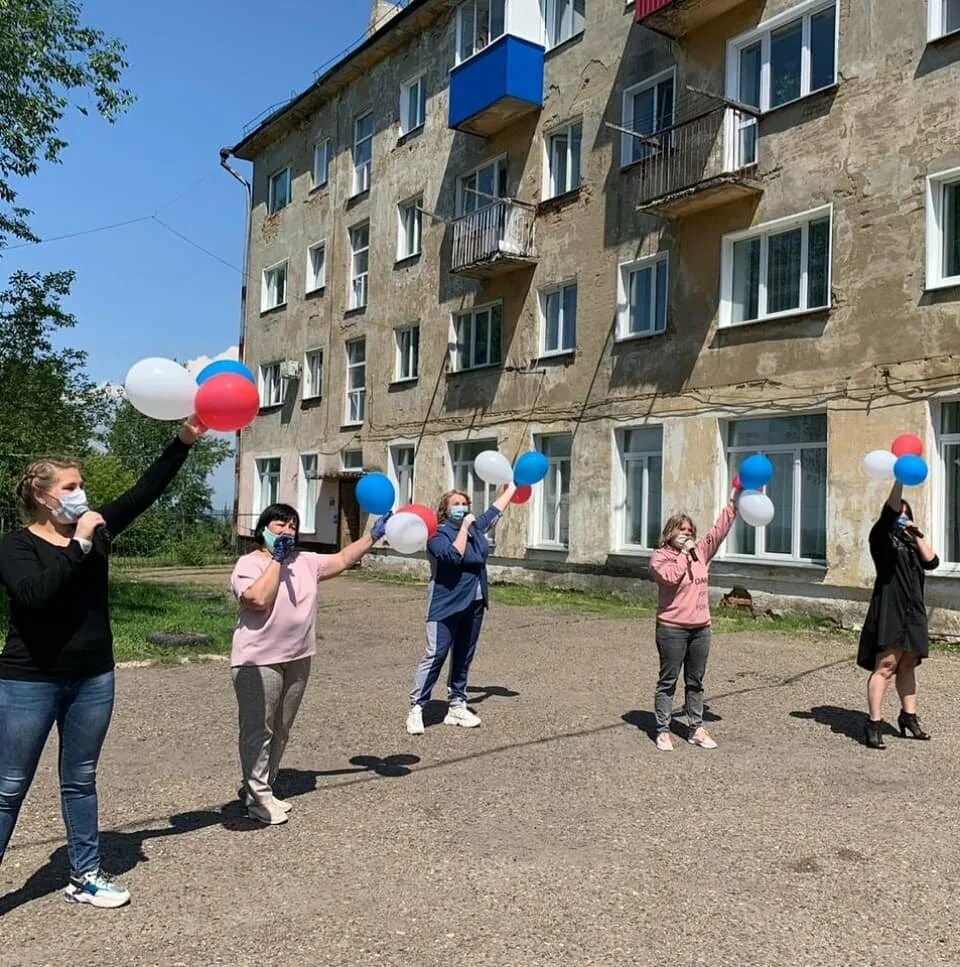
[451,200,538,278]
[632,106,762,218]
[448,34,544,136]
[635,0,752,38]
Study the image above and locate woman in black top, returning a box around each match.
[0,416,205,907]
[857,481,939,749]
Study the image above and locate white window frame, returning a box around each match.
[344,338,366,426]
[388,441,417,507]
[400,74,426,135]
[267,167,291,213]
[303,348,323,400]
[616,253,669,340]
[545,119,583,199]
[455,0,507,64]
[925,167,960,291]
[395,325,420,382]
[352,111,373,196]
[397,196,423,260]
[342,449,364,471]
[298,453,319,533]
[306,240,326,293]
[312,139,331,189]
[928,0,960,41]
[349,222,370,310]
[620,68,676,169]
[720,205,832,328]
[458,155,508,216]
[614,425,664,553]
[532,433,572,549]
[450,437,500,514]
[258,361,283,408]
[261,259,288,312]
[539,281,577,356]
[452,302,503,371]
[544,0,586,49]
[254,457,281,514]
[935,398,960,569]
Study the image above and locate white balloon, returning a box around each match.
[862,449,897,480]
[124,357,197,421]
[473,450,513,486]
[385,512,428,554]
[738,490,775,528]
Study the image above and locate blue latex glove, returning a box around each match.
[370,512,392,542]
[271,534,295,563]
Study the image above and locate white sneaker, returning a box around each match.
[688,727,718,750]
[247,799,289,825]
[444,704,481,728]
[273,797,293,812]
[655,732,674,751]
[64,869,130,908]
[239,787,292,812]
[406,705,425,735]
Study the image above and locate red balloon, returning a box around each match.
[891,434,923,458]
[195,373,260,432]
[511,485,532,504]
[398,503,438,538]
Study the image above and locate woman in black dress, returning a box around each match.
[857,481,939,749]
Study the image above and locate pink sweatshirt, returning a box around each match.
[230,551,335,666]
[649,504,736,628]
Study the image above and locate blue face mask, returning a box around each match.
[53,489,89,524]
[895,514,910,530]
[262,530,279,551]
[448,506,469,523]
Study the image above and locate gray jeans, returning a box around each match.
[231,658,311,806]
[654,624,711,733]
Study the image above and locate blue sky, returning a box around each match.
[6,0,374,505]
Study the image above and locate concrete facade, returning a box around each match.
[228,0,960,634]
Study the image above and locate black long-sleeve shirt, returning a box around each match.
[0,437,192,680]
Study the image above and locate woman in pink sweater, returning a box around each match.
[649,492,739,751]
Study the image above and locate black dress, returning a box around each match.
[857,504,940,670]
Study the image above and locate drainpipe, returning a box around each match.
[219,147,253,537]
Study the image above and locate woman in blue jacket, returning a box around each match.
[406,484,516,734]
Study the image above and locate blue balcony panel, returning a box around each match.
[449,35,544,137]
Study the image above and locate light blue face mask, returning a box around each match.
[448,506,469,523]
[896,514,910,530]
[262,530,279,551]
[54,489,89,524]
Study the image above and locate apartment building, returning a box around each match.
[225,0,960,632]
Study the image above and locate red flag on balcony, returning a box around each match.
[636,0,674,21]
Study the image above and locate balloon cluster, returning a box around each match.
[862,434,927,487]
[124,357,260,432]
[737,454,775,528]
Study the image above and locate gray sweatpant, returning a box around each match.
[231,658,311,806]
[654,624,711,733]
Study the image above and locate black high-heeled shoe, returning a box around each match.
[864,719,886,749]
[898,711,931,740]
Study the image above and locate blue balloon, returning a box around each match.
[197,359,256,385]
[894,455,928,487]
[738,454,773,490]
[514,451,549,487]
[356,472,395,515]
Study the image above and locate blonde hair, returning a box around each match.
[16,457,82,522]
[659,513,697,548]
[436,490,471,525]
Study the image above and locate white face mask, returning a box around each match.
[51,489,89,523]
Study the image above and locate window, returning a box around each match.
[617,254,668,339]
[459,156,508,215]
[261,260,288,312]
[306,240,326,293]
[390,444,416,507]
[540,282,577,355]
[451,439,499,513]
[544,0,585,48]
[925,168,960,290]
[456,0,506,62]
[616,425,663,550]
[267,168,291,213]
[397,197,422,260]
[255,457,280,514]
[303,349,323,400]
[349,222,370,309]
[535,434,572,547]
[353,112,373,195]
[928,0,960,41]
[299,454,319,533]
[939,401,960,564]
[721,207,831,326]
[453,304,502,370]
[259,362,283,408]
[312,139,331,188]
[547,121,582,198]
[621,69,674,167]
[342,449,364,470]
[345,339,366,425]
[395,326,420,381]
[400,75,426,135]
[725,414,827,562]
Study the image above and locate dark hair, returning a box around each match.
[900,500,914,521]
[254,503,299,545]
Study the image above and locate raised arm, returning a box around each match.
[886,481,904,514]
[317,513,390,580]
[696,502,737,563]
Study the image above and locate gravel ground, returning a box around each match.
[2,573,958,967]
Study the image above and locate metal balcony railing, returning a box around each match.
[451,200,537,274]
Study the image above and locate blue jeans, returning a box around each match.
[411,601,485,707]
[0,671,115,875]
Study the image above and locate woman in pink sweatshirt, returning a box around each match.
[649,492,739,751]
